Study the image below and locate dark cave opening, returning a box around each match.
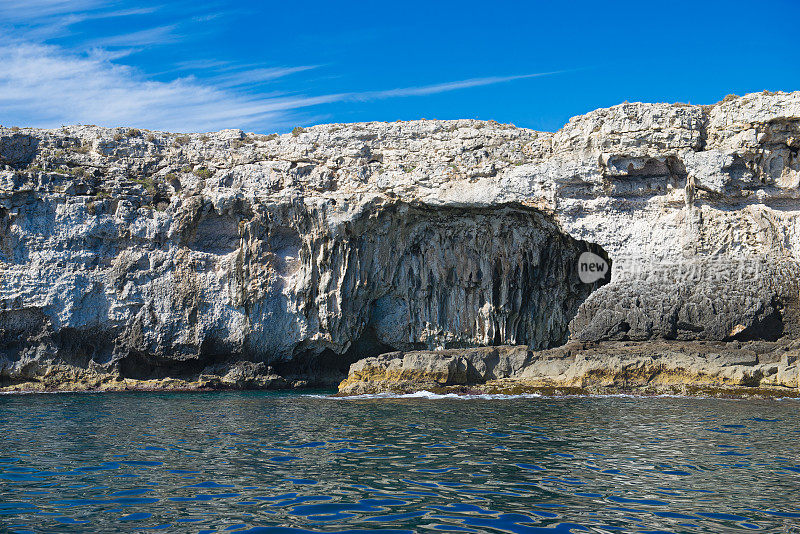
[274,325,397,385]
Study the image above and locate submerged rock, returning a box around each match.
[2,90,800,392]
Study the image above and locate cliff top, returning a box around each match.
[2,89,799,253]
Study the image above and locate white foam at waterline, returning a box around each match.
[314,391,545,400]
[305,391,800,401]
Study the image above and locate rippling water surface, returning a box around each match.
[1,391,799,533]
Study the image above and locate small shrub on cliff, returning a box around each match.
[11,126,20,132]
[126,128,141,138]
[147,133,156,142]
[292,126,305,137]
[232,135,255,149]
[174,135,190,146]
[134,177,156,193]
[72,143,90,154]
[193,168,212,179]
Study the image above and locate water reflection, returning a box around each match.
[0,392,798,533]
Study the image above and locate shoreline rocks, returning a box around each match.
[0,360,293,393]
[337,341,800,398]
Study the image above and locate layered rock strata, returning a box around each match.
[2,90,800,393]
[337,342,799,397]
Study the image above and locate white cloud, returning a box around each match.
[0,1,564,132]
[0,42,296,131]
[212,66,319,88]
[0,0,157,39]
[0,0,158,24]
[0,41,559,132]
[84,24,179,48]
[350,73,562,100]
[0,0,106,20]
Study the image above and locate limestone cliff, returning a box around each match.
[2,90,799,392]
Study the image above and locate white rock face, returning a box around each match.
[1,90,799,384]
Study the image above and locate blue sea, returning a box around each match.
[1,391,799,533]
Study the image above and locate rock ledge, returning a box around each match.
[337,341,800,397]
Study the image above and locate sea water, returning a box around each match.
[1,391,799,533]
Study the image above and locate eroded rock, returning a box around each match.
[2,90,800,392]
[338,341,800,396]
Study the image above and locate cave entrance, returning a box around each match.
[273,325,397,386]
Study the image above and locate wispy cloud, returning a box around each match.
[0,0,162,26]
[0,0,107,20]
[212,66,319,88]
[0,0,569,132]
[350,73,562,100]
[85,24,179,48]
[0,41,560,132]
[0,0,166,46]
[0,42,289,131]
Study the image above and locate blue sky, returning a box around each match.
[1,0,799,133]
